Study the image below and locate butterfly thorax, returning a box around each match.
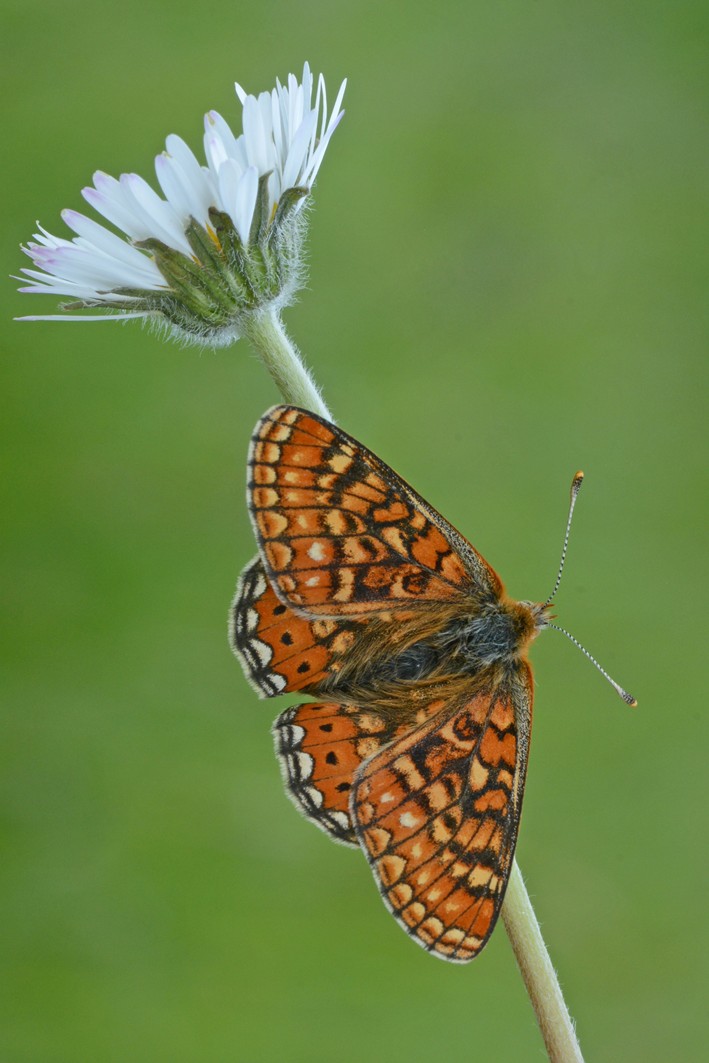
[453,597,550,669]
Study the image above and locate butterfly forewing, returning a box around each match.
[351,673,532,962]
[247,406,503,616]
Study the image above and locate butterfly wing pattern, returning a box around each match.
[231,404,545,963]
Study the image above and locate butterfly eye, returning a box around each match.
[383,642,440,682]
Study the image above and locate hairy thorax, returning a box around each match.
[318,596,550,714]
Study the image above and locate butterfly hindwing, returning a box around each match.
[272,701,402,847]
[350,668,532,963]
[230,555,363,697]
[247,405,503,616]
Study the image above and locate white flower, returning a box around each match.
[17,63,346,346]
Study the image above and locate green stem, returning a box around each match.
[242,309,583,1063]
[502,861,584,1062]
[242,309,332,420]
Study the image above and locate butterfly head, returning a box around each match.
[521,599,555,633]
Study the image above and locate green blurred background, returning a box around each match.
[2,2,707,1060]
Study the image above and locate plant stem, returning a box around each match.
[502,860,584,1062]
[244,308,584,1063]
[242,309,332,421]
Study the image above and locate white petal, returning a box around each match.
[204,110,243,166]
[281,110,318,190]
[155,152,214,228]
[16,311,151,322]
[217,162,258,243]
[234,80,247,106]
[120,174,192,255]
[18,274,108,298]
[241,95,273,174]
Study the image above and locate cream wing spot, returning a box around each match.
[307,541,326,562]
[305,785,323,808]
[286,723,306,744]
[295,751,314,780]
[253,639,273,666]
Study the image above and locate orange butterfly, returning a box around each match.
[230,405,634,963]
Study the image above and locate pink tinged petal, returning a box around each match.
[17,261,143,298]
[23,243,143,292]
[20,248,103,289]
[60,210,166,286]
[83,171,151,241]
[21,216,165,295]
[120,173,192,256]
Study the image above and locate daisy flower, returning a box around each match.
[17,63,346,346]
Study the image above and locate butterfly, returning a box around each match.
[230,404,634,963]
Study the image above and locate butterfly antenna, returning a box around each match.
[543,471,637,706]
[547,622,637,706]
[544,471,585,608]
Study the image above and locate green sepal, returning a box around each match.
[184,218,249,303]
[271,186,309,234]
[249,172,275,246]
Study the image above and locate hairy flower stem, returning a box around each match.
[502,862,584,1062]
[243,316,583,1063]
[242,309,332,421]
